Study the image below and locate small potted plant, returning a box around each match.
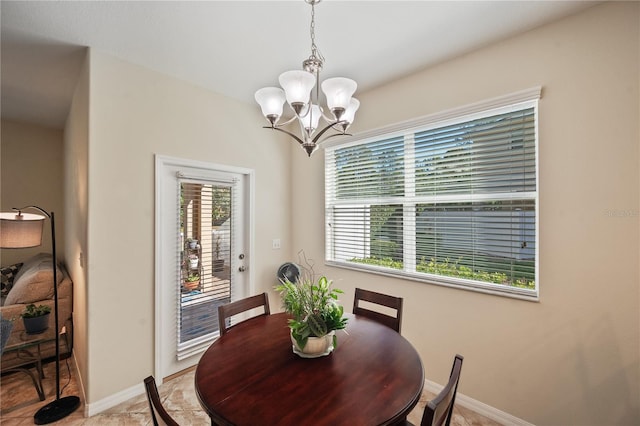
[183,272,200,291]
[22,304,52,335]
[275,271,348,358]
[213,236,224,273]
[187,238,198,250]
[188,253,199,269]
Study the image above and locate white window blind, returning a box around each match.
[176,176,236,359]
[325,92,539,299]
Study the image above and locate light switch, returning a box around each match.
[272,239,281,249]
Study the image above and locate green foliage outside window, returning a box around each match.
[350,256,535,290]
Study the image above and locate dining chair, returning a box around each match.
[352,288,403,333]
[218,292,270,335]
[143,375,179,426]
[412,354,464,426]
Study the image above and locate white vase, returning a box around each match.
[291,330,335,358]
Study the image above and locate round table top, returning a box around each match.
[195,312,424,426]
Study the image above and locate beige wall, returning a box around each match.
[0,120,65,266]
[4,2,638,423]
[64,51,90,403]
[292,2,639,424]
[84,50,292,403]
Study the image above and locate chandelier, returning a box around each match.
[254,0,359,157]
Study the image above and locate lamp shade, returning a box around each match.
[321,77,357,112]
[0,212,45,248]
[255,87,286,120]
[301,104,322,133]
[279,70,315,106]
[341,98,360,125]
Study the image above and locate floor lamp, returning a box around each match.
[0,206,80,424]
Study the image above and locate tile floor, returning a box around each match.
[1,359,502,425]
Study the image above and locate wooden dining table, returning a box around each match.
[195,312,424,426]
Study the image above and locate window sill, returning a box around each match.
[325,260,539,302]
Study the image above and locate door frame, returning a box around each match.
[154,154,255,383]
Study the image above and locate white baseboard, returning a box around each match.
[67,352,86,413]
[65,349,145,417]
[84,381,145,417]
[424,380,534,426]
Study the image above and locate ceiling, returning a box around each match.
[1,1,598,129]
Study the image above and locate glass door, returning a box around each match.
[155,155,251,379]
[178,182,233,349]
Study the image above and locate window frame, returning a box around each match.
[324,87,541,301]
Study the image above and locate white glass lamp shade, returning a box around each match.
[278,70,315,107]
[301,104,322,133]
[0,212,45,248]
[341,98,360,124]
[321,77,357,112]
[255,87,286,122]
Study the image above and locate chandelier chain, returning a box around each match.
[308,1,324,63]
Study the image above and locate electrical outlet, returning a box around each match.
[272,239,281,249]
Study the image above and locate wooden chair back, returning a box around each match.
[420,354,464,426]
[143,376,179,426]
[353,288,403,333]
[218,292,270,336]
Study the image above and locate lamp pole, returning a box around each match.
[7,206,80,424]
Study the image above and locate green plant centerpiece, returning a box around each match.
[276,273,348,357]
[22,304,52,334]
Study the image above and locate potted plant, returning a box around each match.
[187,238,198,250]
[188,253,199,269]
[275,272,348,357]
[22,304,51,335]
[213,236,224,273]
[183,273,200,291]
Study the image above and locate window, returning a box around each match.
[325,88,540,299]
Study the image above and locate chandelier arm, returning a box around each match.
[329,122,351,133]
[315,132,352,146]
[320,109,336,123]
[276,114,299,127]
[268,126,306,146]
[311,121,345,144]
